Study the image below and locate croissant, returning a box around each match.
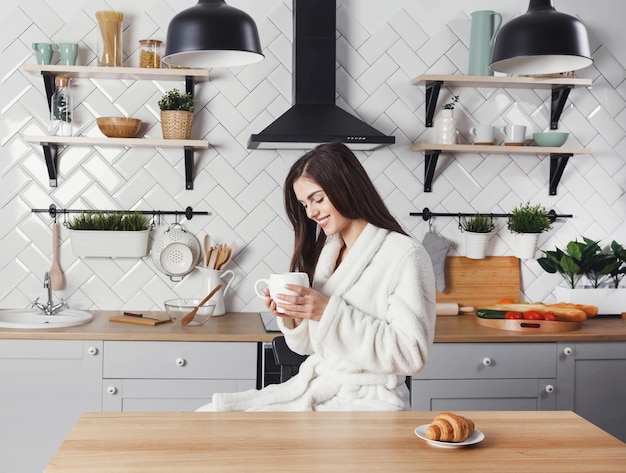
[425,412,475,442]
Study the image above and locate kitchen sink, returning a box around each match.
[0,309,93,329]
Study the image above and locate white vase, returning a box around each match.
[513,232,540,260]
[554,285,626,315]
[435,109,457,144]
[464,231,494,260]
[69,230,150,257]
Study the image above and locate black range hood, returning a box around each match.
[247,0,395,151]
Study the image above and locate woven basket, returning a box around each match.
[160,110,193,140]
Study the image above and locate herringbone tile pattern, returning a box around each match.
[1,1,625,311]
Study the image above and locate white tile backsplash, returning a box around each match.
[1,0,625,311]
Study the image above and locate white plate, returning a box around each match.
[414,424,484,448]
[160,243,194,275]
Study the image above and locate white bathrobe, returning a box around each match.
[211,224,436,411]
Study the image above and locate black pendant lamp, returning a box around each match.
[163,0,263,69]
[490,0,592,75]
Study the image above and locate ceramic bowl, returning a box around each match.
[164,299,216,325]
[533,132,569,147]
[97,117,142,138]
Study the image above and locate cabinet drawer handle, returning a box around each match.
[482,357,492,366]
[545,384,555,393]
[87,346,98,355]
[107,386,118,395]
[563,347,573,356]
[176,357,186,367]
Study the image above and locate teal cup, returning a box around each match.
[55,43,79,66]
[32,42,54,65]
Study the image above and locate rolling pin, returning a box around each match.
[436,302,475,315]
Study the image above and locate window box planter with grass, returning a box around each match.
[68,212,151,257]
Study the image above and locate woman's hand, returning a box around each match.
[274,284,329,322]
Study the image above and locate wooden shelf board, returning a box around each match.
[411,143,591,155]
[23,64,209,81]
[24,136,209,149]
[410,74,592,89]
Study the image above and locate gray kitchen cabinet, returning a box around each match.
[101,341,257,412]
[0,339,102,473]
[411,342,557,411]
[556,341,626,442]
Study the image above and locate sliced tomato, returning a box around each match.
[543,312,558,321]
[523,310,544,320]
[505,311,523,319]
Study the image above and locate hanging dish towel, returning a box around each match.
[422,231,451,292]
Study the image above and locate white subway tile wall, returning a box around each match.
[1,1,625,312]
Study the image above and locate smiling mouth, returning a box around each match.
[317,216,330,227]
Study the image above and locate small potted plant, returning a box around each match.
[435,95,460,144]
[460,213,495,260]
[158,88,197,139]
[507,202,552,259]
[538,237,626,314]
[68,211,151,257]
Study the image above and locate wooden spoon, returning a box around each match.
[203,234,211,267]
[181,284,222,326]
[49,222,63,290]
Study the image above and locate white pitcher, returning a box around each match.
[196,267,235,316]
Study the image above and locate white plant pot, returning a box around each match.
[69,230,150,257]
[513,232,540,260]
[554,285,626,315]
[464,231,494,260]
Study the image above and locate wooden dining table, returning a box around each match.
[44,410,625,472]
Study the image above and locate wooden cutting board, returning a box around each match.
[436,256,520,309]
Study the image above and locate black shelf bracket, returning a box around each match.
[41,71,56,112]
[424,81,443,127]
[185,75,194,97]
[424,149,440,192]
[42,143,59,187]
[550,85,573,130]
[184,146,194,190]
[549,152,573,196]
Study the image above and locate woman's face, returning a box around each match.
[293,176,350,236]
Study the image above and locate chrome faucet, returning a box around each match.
[32,272,68,315]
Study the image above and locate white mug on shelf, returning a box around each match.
[502,125,527,146]
[470,125,495,145]
[254,272,310,313]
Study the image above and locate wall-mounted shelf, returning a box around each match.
[411,74,592,128]
[411,143,591,195]
[23,64,210,190]
[24,136,209,189]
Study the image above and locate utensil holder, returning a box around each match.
[196,267,235,316]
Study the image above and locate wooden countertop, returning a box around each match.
[0,311,625,343]
[0,311,276,342]
[432,314,626,342]
[44,410,626,473]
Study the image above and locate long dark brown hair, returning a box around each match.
[284,142,407,279]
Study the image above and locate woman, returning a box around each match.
[202,142,436,411]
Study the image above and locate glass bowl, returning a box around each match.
[164,299,216,325]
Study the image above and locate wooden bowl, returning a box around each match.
[96,117,142,138]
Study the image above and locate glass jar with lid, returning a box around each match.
[139,39,163,68]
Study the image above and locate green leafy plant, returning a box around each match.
[461,213,495,233]
[68,212,150,231]
[158,88,196,112]
[442,95,460,110]
[537,237,625,289]
[507,202,552,234]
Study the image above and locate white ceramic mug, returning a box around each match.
[502,125,527,145]
[254,272,309,313]
[470,125,495,145]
